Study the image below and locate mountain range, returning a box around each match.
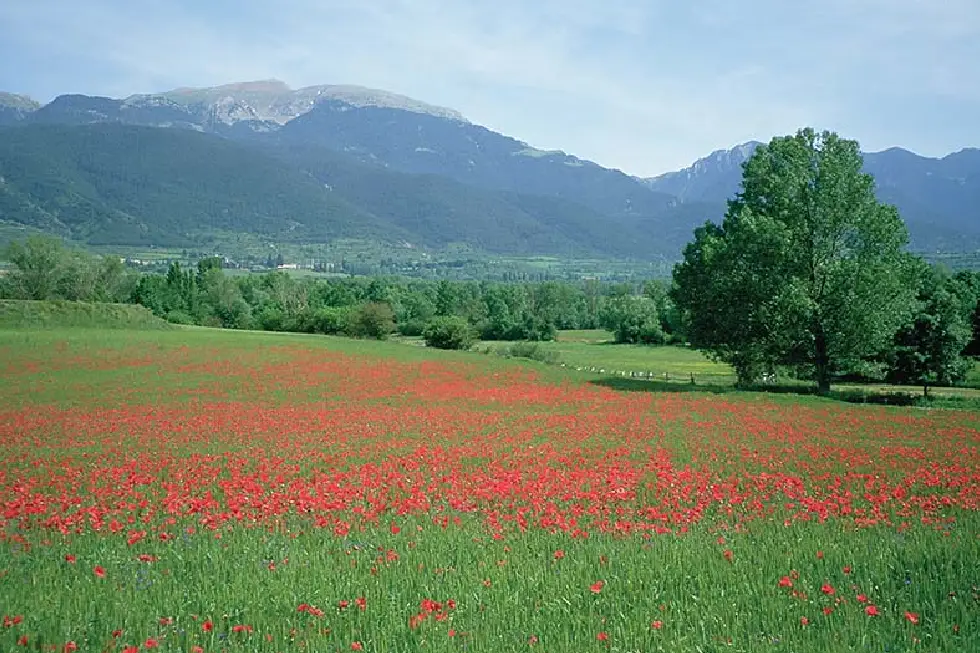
[1,80,977,259]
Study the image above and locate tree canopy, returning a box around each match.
[672,128,918,392]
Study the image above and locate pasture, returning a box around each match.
[0,325,977,652]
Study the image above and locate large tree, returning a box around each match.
[672,128,917,392]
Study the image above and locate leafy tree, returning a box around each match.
[2,235,67,300]
[347,302,395,340]
[672,128,917,391]
[888,265,973,395]
[423,315,476,350]
[601,295,666,344]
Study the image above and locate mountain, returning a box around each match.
[644,143,980,252]
[1,80,977,258]
[275,100,676,219]
[0,123,686,257]
[0,93,40,126]
[0,123,395,246]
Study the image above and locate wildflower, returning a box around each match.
[865,605,880,616]
[351,643,363,651]
[145,638,159,648]
[17,635,27,646]
[202,620,213,632]
[651,620,663,630]
[905,611,919,624]
[553,549,565,560]
[590,580,604,594]
[821,583,835,595]
[597,632,608,641]
[779,576,793,588]
[93,565,106,578]
[800,616,810,626]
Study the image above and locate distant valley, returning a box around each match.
[1,80,978,259]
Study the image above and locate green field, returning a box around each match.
[0,320,978,652]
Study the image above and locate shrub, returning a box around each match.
[346,302,395,340]
[423,315,475,350]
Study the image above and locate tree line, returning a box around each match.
[0,235,680,345]
[2,128,979,394]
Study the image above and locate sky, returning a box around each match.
[1,0,978,176]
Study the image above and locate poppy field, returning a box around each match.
[1,328,978,652]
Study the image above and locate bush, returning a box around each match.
[311,306,352,335]
[500,341,561,365]
[423,315,475,350]
[398,318,428,337]
[346,302,395,340]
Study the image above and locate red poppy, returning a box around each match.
[865,605,880,616]
[596,632,608,641]
[93,565,106,578]
[202,620,213,632]
[590,580,604,594]
[651,620,663,630]
[821,583,835,595]
[800,616,810,626]
[905,611,919,624]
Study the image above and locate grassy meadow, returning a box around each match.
[0,319,978,652]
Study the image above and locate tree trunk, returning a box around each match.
[814,328,831,395]
[923,383,929,399]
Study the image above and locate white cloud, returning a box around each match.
[0,0,976,175]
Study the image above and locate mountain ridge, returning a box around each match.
[1,80,978,258]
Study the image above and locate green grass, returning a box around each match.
[0,300,173,330]
[0,327,977,652]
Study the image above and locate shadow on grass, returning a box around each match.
[590,377,980,409]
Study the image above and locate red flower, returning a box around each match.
[390,523,401,534]
[63,642,78,653]
[64,554,76,564]
[553,549,565,560]
[778,576,793,588]
[823,607,834,616]
[723,549,733,562]
[232,624,253,633]
[93,565,106,578]
[800,616,810,626]
[191,647,204,653]
[112,630,123,638]
[356,596,367,611]
[843,565,852,574]
[16,635,27,646]
[351,643,363,651]
[856,594,868,603]
[202,620,213,632]
[865,605,880,616]
[590,580,604,594]
[821,583,835,595]
[159,617,173,626]
[122,647,139,653]
[145,638,159,648]
[651,620,663,630]
[816,550,824,559]
[596,632,608,641]
[904,611,919,624]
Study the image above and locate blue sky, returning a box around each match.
[1,0,977,176]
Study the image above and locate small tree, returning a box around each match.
[423,315,475,350]
[347,302,395,340]
[2,235,67,300]
[890,266,974,396]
